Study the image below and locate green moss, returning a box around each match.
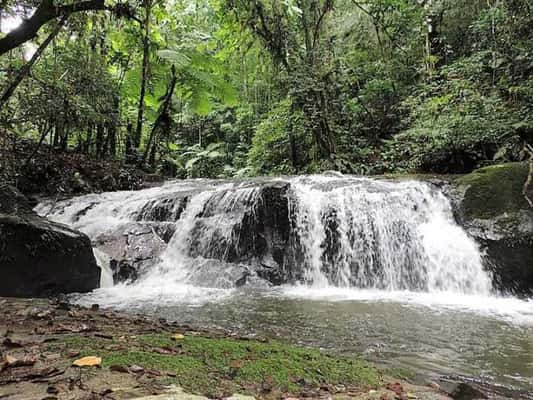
[55,333,380,397]
[456,162,532,219]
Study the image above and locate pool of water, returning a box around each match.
[77,285,533,393]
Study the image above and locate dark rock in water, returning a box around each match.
[439,381,488,400]
[196,181,293,285]
[453,163,533,297]
[0,184,100,297]
[136,194,188,222]
[110,259,138,283]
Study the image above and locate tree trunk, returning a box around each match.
[85,125,93,154]
[96,123,105,158]
[142,65,177,165]
[106,123,117,158]
[134,0,152,148]
[125,121,135,163]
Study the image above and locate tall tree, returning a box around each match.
[134,0,152,150]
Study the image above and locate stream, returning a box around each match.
[36,176,533,392]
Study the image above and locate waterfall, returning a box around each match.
[289,177,492,294]
[36,176,493,296]
[144,185,262,289]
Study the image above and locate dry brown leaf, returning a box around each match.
[72,356,102,367]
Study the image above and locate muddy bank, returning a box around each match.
[0,131,158,200]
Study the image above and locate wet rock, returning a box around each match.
[0,185,100,297]
[95,222,175,282]
[453,163,533,296]
[440,382,487,400]
[129,364,144,374]
[110,259,139,283]
[110,364,130,373]
[137,194,188,222]
[187,181,294,286]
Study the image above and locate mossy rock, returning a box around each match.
[456,162,533,220]
[454,163,533,296]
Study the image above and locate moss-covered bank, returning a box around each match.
[48,334,379,398]
[4,298,439,400]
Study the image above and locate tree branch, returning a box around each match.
[0,16,67,111]
[0,0,137,56]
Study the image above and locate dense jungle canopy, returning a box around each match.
[1,0,533,179]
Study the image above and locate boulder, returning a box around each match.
[0,184,100,297]
[453,163,533,296]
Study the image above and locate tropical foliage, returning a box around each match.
[1,0,532,177]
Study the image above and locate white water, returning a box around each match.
[289,177,492,294]
[93,248,114,288]
[36,176,532,325]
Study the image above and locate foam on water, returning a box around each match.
[280,286,533,326]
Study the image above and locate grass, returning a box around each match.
[53,333,381,397]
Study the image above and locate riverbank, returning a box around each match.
[0,131,157,199]
[0,297,486,400]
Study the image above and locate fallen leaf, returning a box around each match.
[42,353,61,361]
[407,393,417,399]
[100,388,114,396]
[4,354,36,368]
[171,333,185,341]
[94,332,113,340]
[230,359,243,369]
[146,369,162,376]
[67,350,80,358]
[29,367,64,381]
[72,356,102,367]
[5,355,17,365]
[47,385,59,394]
[153,346,177,355]
[2,337,24,348]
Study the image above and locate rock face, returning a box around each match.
[453,163,533,296]
[0,184,100,297]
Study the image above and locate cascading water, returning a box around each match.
[37,176,492,295]
[288,177,492,294]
